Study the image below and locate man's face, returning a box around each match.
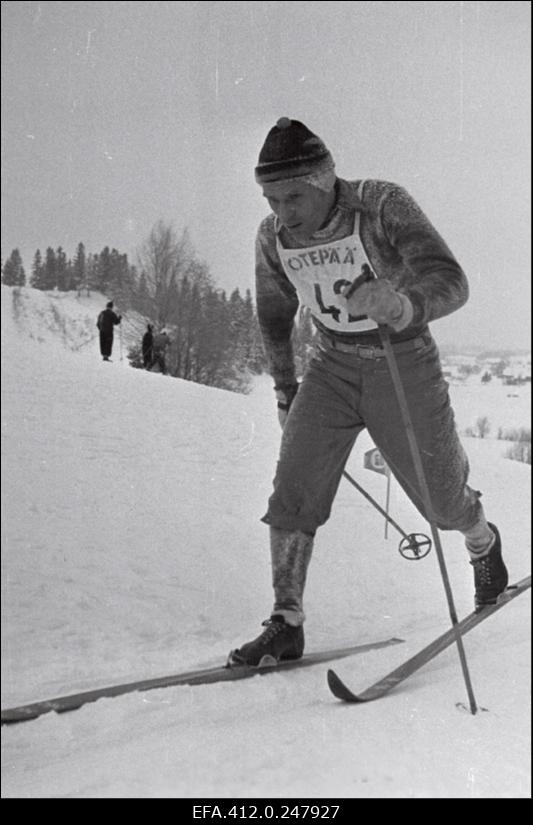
[261,179,335,240]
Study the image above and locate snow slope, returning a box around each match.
[1,286,530,799]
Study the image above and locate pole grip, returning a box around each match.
[344,266,376,300]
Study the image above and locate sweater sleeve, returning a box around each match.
[255,217,299,388]
[380,185,469,327]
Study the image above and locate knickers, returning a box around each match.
[262,335,481,535]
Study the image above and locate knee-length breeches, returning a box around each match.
[262,336,482,535]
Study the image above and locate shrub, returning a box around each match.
[464,416,491,438]
[127,344,144,369]
[500,427,531,464]
[505,441,531,464]
[498,427,531,443]
[476,416,490,438]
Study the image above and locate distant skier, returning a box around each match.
[142,324,154,369]
[96,301,122,361]
[151,328,170,374]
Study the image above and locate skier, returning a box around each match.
[96,301,122,361]
[231,117,508,666]
[142,324,154,369]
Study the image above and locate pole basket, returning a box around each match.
[398,533,432,560]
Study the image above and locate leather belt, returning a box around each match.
[317,332,431,359]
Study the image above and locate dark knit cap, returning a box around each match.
[255,117,334,184]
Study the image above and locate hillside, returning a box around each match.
[1,285,530,799]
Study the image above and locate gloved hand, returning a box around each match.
[343,279,413,331]
[274,382,299,429]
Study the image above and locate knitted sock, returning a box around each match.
[464,517,495,560]
[270,527,313,626]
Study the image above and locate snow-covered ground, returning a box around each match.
[1,286,530,799]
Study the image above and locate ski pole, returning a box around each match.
[342,469,431,559]
[343,469,405,537]
[377,323,478,714]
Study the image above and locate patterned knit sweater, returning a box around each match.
[255,177,468,388]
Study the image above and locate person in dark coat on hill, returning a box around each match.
[142,324,154,369]
[96,301,122,361]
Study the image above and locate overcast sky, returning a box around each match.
[1,1,530,349]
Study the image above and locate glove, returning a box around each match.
[343,279,413,331]
[274,382,299,430]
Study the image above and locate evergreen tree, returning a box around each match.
[97,246,112,294]
[228,287,247,368]
[42,247,57,290]
[131,269,154,318]
[108,249,134,305]
[86,253,100,293]
[242,289,265,373]
[2,249,26,286]
[73,242,87,293]
[170,274,201,380]
[56,246,68,291]
[226,287,262,377]
[30,249,44,288]
[109,248,122,292]
[65,258,75,291]
[195,288,233,387]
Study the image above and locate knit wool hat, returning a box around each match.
[255,117,335,186]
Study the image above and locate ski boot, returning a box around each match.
[228,527,313,666]
[228,615,304,667]
[471,523,509,612]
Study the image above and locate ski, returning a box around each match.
[1,636,403,724]
[327,575,531,704]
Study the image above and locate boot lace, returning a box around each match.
[471,554,493,585]
[258,619,286,647]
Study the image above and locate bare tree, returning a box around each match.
[137,221,208,326]
[476,416,491,439]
